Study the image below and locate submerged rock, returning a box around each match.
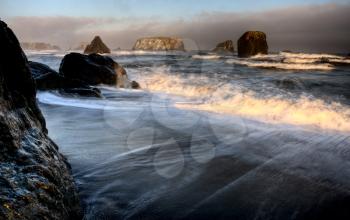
[237,31,268,57]
[133,37,185,51]
[213,40,234,53]
[29,61,102,98]
[84,36,111,54]
[60,53,139,88]
[0,20,81,219]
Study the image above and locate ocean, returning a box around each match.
[27,50,350,219]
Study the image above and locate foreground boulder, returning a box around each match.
[29,61,102,97]
[0,20,81,219]
[84,36,111,54]
[60,53,140,89]
[133,37,185,51]
[213,40,234,53]
[237,31,268,57]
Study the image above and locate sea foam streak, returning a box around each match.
[139,68,350,131]
[192,55,221,60]
[226,52,350,70]
[227,59,334,70]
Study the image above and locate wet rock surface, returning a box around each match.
[133,37,185,51]
[29,61,102,98]
[83,36,111,54]
[238,31,268,57]
[0,20,81,220]
[60,53,140,89]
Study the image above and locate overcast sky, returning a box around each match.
[1,0,349,52]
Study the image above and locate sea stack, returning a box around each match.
[0,20,81,219]
[132,37,185,51]
[84,36,111,54]
[213,40,234,53]
[237,31,268,57]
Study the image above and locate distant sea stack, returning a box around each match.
[213,40,234,53]
[84,36,111,54]
[21,42,61,51]
[237,31,268,57]
[133,37,185,51]
[0,20,81,219]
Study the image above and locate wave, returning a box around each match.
[280,52,345,59]
[137,68,350,131]
[227,59,334,70]
[37,92,114,110]
[192,55,221,60]
[110,50,184,56]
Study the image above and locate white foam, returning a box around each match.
[192,55,221,60]
[37,92,116,110]
[227,59,334,70]
[136,68,350,132]
[110,50,184,56]
[280,52,344,59]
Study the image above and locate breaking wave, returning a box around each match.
[227,59,334,70]
[226,52,350,70]
[192,55,221,60]
[139,67,350,131]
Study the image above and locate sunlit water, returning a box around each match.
[28,50,350,219]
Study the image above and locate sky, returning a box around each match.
[1,0,350,52]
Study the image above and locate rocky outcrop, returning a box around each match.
[29,61,102,98]
[21,42,61,51]
[0,20,81,219]
[237,31,268,57]
[60,53,140,89]
[84,36,111,54]
[132,37,185,51]
[213,40,234,53]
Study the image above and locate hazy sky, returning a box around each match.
[1,0,349,52]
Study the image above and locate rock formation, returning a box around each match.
[213,40,234,53]
[132,37,185,51]
[29,61,102,97]
[0,20,81,219]
[83,36,111,54]
[21,42,61,51]
[237,31,268,57]
[60,53,140,89]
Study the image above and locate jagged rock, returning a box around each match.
[237,31,268,57]
[213,40,234,53]
[21,42,61,51]
[84,36,110,54]
[29,61,102,98]
[133,37,185,51]
[0,20,81,219]
[60,53,139,89]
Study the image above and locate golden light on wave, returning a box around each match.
[177,95,350,132]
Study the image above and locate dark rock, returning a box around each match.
[213,40,234,53]
[0,20,81,219]
[60,53,139,88]
[84,36,111,54]
[237,31,268,57]
[29,61,102,98]
[133,37,185,51]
